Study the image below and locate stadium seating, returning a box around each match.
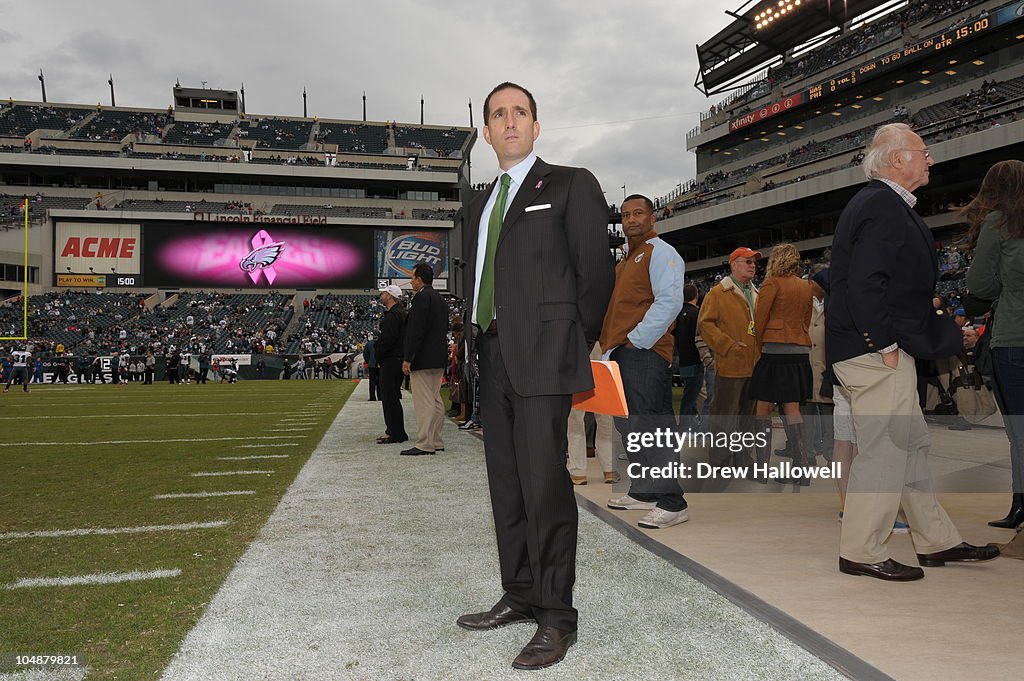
[317,123,388,153]
[127,150,240,162]
[394,126,469,156]
[114,199,235,212]
[162,120,236,145]
[0,193,91,223]
[236,118,312,149]
[410,208,456,221]
[70,110,170,140]
[0,105,89,137]
[269,204,389,218]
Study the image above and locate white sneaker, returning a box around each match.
[607,494,657,511]
[638,507,689,529]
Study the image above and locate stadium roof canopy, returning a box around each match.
[695,0,899,95]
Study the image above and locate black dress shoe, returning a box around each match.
[917,542,1000,567]
[839,557,924,581]
[400,446,435,456]
[512,625,577,670]
[456,603,534,631]
[376,436,407,444]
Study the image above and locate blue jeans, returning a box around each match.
[677,363,705,427]
[993,346,1024,494]
[701,366,715,421]
[611,346,686,512]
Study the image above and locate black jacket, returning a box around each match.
[462,157,615,396]
[827,180,961,365]
[403,285,449,370]
[377,303,407,361]
[673,301,701,366]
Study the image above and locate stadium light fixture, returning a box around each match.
[973,59,985,65]
[873,96,884,101]
[948,59,957,65]
[794,125,804,130]
[895,79,905,85]
[851,104,862,109]
[831,111,842,116]
[777,131,786,136]
[1016,34,1024,39]
[920,79,931,84]
[945,70,956,76]
[921,70,930,75]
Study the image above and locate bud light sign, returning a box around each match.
[376,230,449,278]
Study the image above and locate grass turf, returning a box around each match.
[0,379,355,680]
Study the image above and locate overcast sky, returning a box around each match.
[0,0,738,203]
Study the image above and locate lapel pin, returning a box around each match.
[535,180,543,189]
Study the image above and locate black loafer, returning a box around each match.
[457,603,534,631]
[917,542,1000,567]
[839,557,924,581]
[512,625,577,670]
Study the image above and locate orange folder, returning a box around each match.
[572,360,629,416]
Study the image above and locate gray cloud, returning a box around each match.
[0,0,737,199]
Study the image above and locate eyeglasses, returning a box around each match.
[901,148,932,159]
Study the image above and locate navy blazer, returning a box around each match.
[827,179,961,365]
[403,284,449,370]
[463,157,615,397]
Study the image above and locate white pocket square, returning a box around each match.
[525,203,552,212]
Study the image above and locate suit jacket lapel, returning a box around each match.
[498,157,552,249]
[871,180,938,278]
[464,179,497,309]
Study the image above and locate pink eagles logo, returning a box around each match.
[239,229,285,285]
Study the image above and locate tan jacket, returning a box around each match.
[754,275,813,348]
[697,277,760,378]
[809,296,832,404]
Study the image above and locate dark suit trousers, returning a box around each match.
[378,358,407,440]
[367,367,380,400]
[477,334,577,631]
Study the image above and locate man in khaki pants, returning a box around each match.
[827,123,998,580]
[401,263,449,456]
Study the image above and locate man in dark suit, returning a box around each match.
[827,123,998,581]
[376,285,408,445]
[674,283,703,427]
[363,339,378,401]
[456,82,614,670]
[401,262,449,456]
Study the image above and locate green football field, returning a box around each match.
[0,378,356,680]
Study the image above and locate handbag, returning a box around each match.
[949,358,999,424]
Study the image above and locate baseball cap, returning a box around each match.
[729,247,763,263]
[379,284,403,299]
[954,308,966,316]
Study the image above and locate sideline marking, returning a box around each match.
[0,436,303,448]
[154,491,256,499]
[191,470,274,477]
[0,412,296,420]
[0,521,229,540]
[217,455,290,460]
[234,443,299,448]
[7,569,182,589]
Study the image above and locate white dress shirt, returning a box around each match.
[472,153,537,327]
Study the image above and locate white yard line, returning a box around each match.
[0,521,228,540]
[191,470,274,477]
[0,412,295,420]
[154,491,256,499]
[234,443,299,449]
[217,455,290,460]
[6,569,181,589]
[0,436,303,448]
